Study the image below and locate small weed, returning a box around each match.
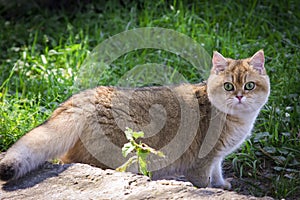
[116,127,164,178]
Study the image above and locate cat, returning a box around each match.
[0,50,270,189]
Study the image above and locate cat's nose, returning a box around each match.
[236,95,243,102]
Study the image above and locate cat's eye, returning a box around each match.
[224,82,234,91]
[244,82,255,90]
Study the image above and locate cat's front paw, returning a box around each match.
[221,178,232,190]
[185,175,210,188]
[211,178,232,190]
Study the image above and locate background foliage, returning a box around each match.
[0,0,299,199]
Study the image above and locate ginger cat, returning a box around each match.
[0,50,270,189]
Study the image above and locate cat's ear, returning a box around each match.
[249,50,265,74]
[212,51,228,74]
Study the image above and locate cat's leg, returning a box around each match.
[184,159,214,188]
[210,157,231,189]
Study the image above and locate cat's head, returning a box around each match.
[207,50,270,116]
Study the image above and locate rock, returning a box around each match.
[0,163,273,200]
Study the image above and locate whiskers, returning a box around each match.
[225,96,261,113]
[209,93,268,116]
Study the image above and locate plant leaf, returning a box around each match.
[263,146,276,154]
[138,151,149,176]
[132,131,144,139]
[124,127,133,140]
[116,156,137,172]
[140,143,165,158]
[122,142,135,157]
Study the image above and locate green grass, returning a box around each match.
[0,0,299,199]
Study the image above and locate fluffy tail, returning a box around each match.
[0,103,86,181]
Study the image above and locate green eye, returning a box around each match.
[224,82,234,91]
[244,82,255,90]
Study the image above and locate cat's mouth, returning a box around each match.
[228,99,249,111]
[232,101,256,113]
[232,103,245,110]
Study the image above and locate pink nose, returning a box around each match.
[236,95,243,102]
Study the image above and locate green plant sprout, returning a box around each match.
[116,127,165,178]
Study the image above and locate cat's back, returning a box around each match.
[60,83,211,169]
[60,82,208,107]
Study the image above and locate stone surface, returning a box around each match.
[0,163,273,200]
